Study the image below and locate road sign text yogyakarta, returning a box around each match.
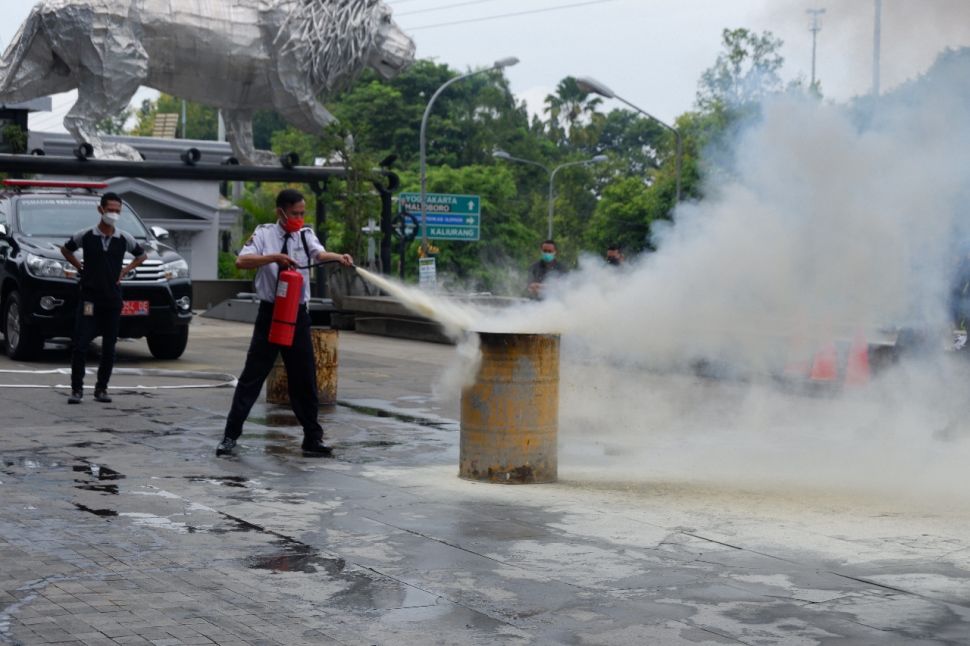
[399,192,480,241]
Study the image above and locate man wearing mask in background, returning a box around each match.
[216,188,354,458]
[526,239,564,299]
[60,192,148,404]
[606,244,624,266]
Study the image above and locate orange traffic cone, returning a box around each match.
[844,331,871,386]
[809,341,839,382]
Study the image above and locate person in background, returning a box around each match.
[950,249,970,330]
[526,239,564,299]
[606,244,624,266]
[216,188,354,458]
[60,192,148,404]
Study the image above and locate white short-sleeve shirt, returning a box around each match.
[239,223,325,303]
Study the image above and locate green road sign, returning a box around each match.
[398,192,480,241]
[426,225,479,240]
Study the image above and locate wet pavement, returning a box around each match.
[1,317,970,645]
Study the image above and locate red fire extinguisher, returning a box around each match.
[268,269,303,347]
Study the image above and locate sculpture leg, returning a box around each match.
[223,109,278,166]
[62,22,148,162]
[64,72,144,161]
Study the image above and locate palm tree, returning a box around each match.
[544,77,603,146]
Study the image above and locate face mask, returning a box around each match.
[541,252,555,263]
[101,212,119,226]
[282,217,304,233]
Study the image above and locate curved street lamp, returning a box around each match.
[493,150,608,239]
[575,76,682,203]
[419,56,519,251]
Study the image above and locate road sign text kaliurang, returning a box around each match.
[426,226,478,240]
[398,192,480,241]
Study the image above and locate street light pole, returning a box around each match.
[493,150,608,239]
[872,0,882,97]
[419,57,518,253]
[575,76,682,203]
[807,8,826,90]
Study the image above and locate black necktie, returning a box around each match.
[282,232,291,257]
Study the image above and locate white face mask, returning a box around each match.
[101,212,119,226]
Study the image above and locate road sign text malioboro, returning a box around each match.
[398,192,480,241]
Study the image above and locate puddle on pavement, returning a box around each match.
[262,444,319,457]
[75,483,119,494]
[66,441,111,449]
[73,503,118,517]
[71,462,124,494]
[249,413,301,427]
[243,431,294,441]
[339,402,456,431]
[249,544,347,575]
[247,543,443,612]
[95,426,183,437]
[71,502,265,536]
[186,475,249,488]
[72,463,124,480]
[4,457,66,470]
[350,440,399,448]
[206,514,268,535]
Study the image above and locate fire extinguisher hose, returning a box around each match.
[293,259,358,270]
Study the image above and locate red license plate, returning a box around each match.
[121,300,150,316]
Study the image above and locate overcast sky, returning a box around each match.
[2,0,969,132]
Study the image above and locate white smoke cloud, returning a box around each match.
[469,50,970,500]
[365,48,970,501]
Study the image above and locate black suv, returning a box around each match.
[0,180,192,360]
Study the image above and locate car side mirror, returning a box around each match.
[150,225,170,240]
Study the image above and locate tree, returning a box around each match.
[596,109,667,175]
[130,94,217,140]
[696,28,785,111]
[544,77,602,147]
[587,176,653,253]
[96,108,132,135]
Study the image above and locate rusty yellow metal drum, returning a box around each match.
[460,332,560,484]
[266,327,339,406]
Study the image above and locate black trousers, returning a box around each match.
[71,299,121,392]
[224,302,323,444]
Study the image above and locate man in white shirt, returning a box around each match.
[217,189,353,457]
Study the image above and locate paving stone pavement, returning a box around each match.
[1,318,970,645]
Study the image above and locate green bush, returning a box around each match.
[218,251,255,280]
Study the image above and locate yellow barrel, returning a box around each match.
[460,332,560,484]
[266,327,339,406]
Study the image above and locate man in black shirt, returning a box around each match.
[526,239,564,299]
[60,192,148,404]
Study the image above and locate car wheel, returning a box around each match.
[146,326,189,360]
[3,291,43,360]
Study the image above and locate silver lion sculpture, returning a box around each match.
[0,0,416,164]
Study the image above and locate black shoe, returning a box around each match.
[216,437,237,457]
[93,389,112,403]
[68,390,83,404]
[301,442,333,458]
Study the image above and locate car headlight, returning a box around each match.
[161,259,190,280]
[26,253,77,279]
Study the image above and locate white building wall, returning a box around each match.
[151,180,221,281]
